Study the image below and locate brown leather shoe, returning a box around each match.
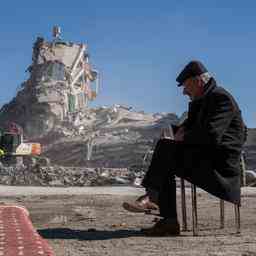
[142,218,180,236]
[122,194,159,213]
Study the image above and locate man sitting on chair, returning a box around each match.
[123,60,246,236]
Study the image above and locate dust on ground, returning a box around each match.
[1,189,256,256]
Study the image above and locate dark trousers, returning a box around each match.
[141,139,183,219]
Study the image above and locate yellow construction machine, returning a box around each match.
[0,124,48,166]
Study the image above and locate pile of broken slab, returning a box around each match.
[0,164,145,187]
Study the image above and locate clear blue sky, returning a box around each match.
[0,1,255,127]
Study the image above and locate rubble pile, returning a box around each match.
[40,105,180,167]
[0,164,144,186]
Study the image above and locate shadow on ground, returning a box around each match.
[38,227,239,241]
[38,228,143,240]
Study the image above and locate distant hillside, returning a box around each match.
[245,128,256,170]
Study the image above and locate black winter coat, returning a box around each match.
[178,78,246,205]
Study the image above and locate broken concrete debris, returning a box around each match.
[0,165,143,187]
[41,105,180,168]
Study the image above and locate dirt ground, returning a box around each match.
[1,188,256,256]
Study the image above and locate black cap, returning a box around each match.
[176,60,208,86]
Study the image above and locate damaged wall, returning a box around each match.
[0,27,99,138]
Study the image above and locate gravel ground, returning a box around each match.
[1,186,256,256]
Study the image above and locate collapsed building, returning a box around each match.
[0,26,99,138]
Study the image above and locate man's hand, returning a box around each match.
[174,126,185,141]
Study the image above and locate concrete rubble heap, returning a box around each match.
[0,164,140,186]
[42,105,180,168]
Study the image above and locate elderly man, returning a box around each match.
[123,60,246,236]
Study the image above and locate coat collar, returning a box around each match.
[203,78,217,97]
[191,78,217,102]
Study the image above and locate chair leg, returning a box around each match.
[191,184,198,236]
[240,154,246,187]
[220,200,225,229]
[234,204,241,234]
[180,178,188,231]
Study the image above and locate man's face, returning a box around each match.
[182,77,203,99]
